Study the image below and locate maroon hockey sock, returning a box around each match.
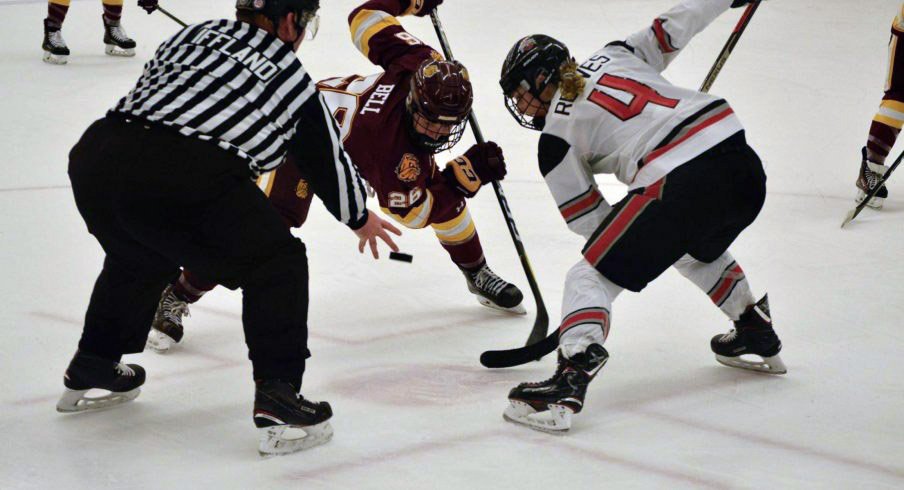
[102,2,122,23]
[45,2,69,29]
[866,117,900,164]
[172,271,218,304]
[442,233,485,272]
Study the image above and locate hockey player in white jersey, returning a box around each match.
[498,0,785,433]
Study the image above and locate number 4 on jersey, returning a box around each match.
[588,74,679,121]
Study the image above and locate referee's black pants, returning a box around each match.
[68,116,309,383]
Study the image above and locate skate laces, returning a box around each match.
[474,265,508,295]
[105,21,130,42]
[718,328,739,343]
[162,292,190,325]
[47,30,66,48]
[115,362,136,376]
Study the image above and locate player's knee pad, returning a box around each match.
[562,260,622,314]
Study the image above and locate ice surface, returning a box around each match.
[1,0,903,488]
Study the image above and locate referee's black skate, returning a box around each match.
[102,16,136,57]
[254,380,333,456]
[146,284,189,353]
[42,19,69,65]
[463,263,525,314]
[56,351,145,413]
[504,344,608,433]
[711,294,786,374]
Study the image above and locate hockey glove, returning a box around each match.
[138,0,158,14]
[442,142,506,198]
[730,0,760,8]
[407,0,443,16]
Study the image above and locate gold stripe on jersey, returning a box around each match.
[888,33,900,91]
[382,190,434,229]
[256,171,276,197]
[432,208,476,245]
[876,99,904,129]
[350,9,401,58]
[895,3,904,32]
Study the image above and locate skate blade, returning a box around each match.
[56,387,141,413]
[104,45,135,57]
[855,190,884,210]
[503,400,572,434]
[258,421,333,456]
[146,330,177,354]
[475,295,527,315]
[42,51,67,65]
[715,353,787,375]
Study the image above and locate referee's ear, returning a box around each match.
[276,12,305,52]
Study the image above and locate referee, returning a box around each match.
[57,0,399,455]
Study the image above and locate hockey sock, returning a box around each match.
[559,259,622,359]
[867,99,903,164]
[673,252,755,321]
[172,270,218,304]
[102,0,123,23]
[46,0,70,29]
[432,209,484,271]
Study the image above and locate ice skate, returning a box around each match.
[42,20,69,65]
[254,380,334,456]
[56,351,145,413]
[855,147,888,209]
[146,284,189,353]
[102,16,136,57]
[711,294,786,374]
[463,263,525,314]
[504,344,608,433]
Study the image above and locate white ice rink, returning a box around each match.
[2,0,903,488]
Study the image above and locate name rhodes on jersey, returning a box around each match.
[191,28,280,82]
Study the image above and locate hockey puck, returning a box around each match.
[389,252,413,263]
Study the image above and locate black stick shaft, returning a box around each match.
[842,151,904,227]
[700,1,761,93]
[157,6,188,28]
[429,11,549,346]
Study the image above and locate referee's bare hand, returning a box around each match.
[354,212,401,259]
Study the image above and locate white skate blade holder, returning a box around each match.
[146,329,177,354]
[258,421,334,456]
[42,51,67,65]
[715,353,787,375]
[105,44,135,57]
[503,400,573,434]
[475,295,527,315]
[56,387,141,413]
[855,189,885,210]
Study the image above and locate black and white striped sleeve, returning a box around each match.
[288,90,369,229]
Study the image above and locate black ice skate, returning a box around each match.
[56,351,146,413]
[711,294,786,374]
[504,344,609,433]
[102,16,135,57]
[42,20,69,65]
[254,380,334,456]
[463,263,525,314]
[856,147,888,210]
[146,285,189,353]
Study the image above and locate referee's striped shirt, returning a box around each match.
[110,19,368,228]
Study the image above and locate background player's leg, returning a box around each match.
[101,0,135,57]
[431,205,525,313]
[42,0,70,64]
[857,11,904,208]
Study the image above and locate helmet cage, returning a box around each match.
[405,59,473,154]
[499,35,570,131]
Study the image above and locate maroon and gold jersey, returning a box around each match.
[315,0,464,229]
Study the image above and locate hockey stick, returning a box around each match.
[841,151,903,228]
[429,11,550,351]
[157,6,188,28]
[476,2,764,369]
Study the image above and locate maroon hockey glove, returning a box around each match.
[730,0,758,8]
[138,0,158,14]
[442,142,506,198]
[407,0,443,16]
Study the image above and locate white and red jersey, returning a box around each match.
[540,0,742,239]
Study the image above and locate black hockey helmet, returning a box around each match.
[236,0,320,39]
[499,34,571,130]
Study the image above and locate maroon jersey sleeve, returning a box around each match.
[349,0,441,72]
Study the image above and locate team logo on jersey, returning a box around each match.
[296,179,309,199]
[396,153,421,183]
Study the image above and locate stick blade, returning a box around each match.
[480,333,558,369]
[840,208,856,228]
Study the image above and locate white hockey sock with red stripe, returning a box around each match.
[673,252,755,321]
[559,259,623,358]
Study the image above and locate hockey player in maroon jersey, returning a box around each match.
[497,0,785,433]
[855,3,904,209]
[147,0,524,352]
